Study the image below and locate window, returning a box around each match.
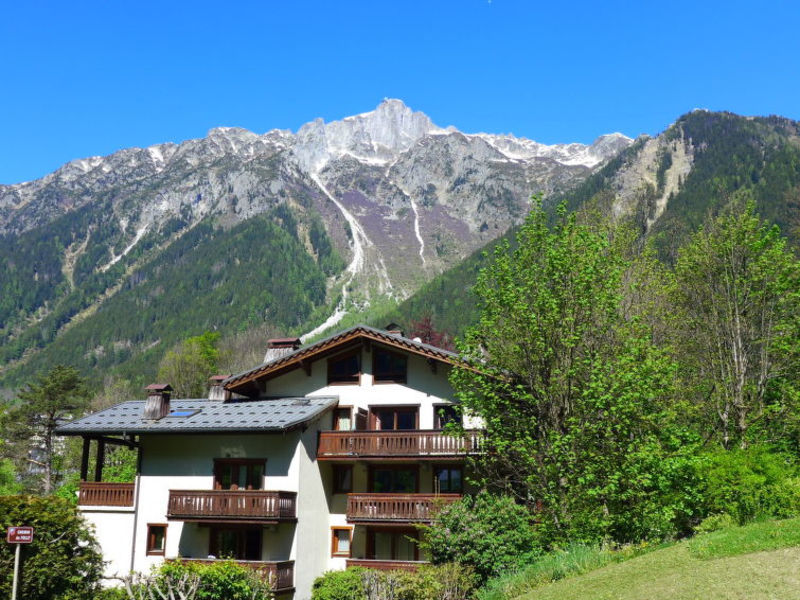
[333,407,352,430]
[147,524,167,555]
[331,527,353,557]
[209,526,262,560]
[373,349,408,383]
[371,407,418,430]
[333,465,353,493]
[434,466,463,493]
[434,405,459,429]
[367,527,418,561]
[213,459,265,490]
[370,466,418,493]
[328,351,361,384]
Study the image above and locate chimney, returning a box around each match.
[263,337,301,363]
[143,383,172,419]
[385,323,404,337]
[208,375,232,402]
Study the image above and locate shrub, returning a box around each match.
[157,559,273,600]
[698,446,800,524]
[0,495,104,600]
[92,588,128,600]
[418,492,541,583]
[694,513,737,534]
[311,568,367,600]
[361,564,476,600]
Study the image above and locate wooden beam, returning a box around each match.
[95,435,138,449]
[80,437,90,482]
[427,358,437,374]
[364,339,372,353]
[94,439,106,482]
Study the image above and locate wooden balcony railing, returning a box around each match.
[317,430,482,459]
[347,493,461,523]
[167,490,297,522]
[346,559,427,571]
[78,482,135,507]
[168,559,294,590]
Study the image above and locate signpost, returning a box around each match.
[6,526,34,600]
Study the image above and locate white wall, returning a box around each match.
[131,432,302,574]
[83,508,135,581]
[264,345,457,429]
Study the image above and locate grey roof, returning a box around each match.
[56,396,338,436]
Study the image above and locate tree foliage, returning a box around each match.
[418,492,540,583]
[157,331,222,398]
[2,365,91,494]
[0,495,103,600]
[452,200,699,543]
[675,201,800,448]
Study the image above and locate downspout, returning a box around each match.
[129,437,143,573]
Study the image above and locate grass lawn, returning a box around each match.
[516,518,800,600]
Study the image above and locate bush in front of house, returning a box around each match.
[311,564,476,600]
[156,559,273,600]
[418,492,541,583]
[312,567,367,600]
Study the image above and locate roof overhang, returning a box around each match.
[224,325,462,396]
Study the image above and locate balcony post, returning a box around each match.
[94,438,105,482]
[80,436,90,482]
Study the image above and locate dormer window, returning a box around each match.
[328,351,361,385]
[373,349,407,384]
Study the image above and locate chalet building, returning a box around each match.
[57,325,481,599]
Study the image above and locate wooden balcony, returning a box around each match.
[167,490,297,523]
[346,558,427,571]
[78,481,135,507]
[347,493,461,523]
[317,429,482,460]
[168,559,294,591]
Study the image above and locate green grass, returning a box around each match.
[489,518,800,600]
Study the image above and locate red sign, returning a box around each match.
[6,527,34,544]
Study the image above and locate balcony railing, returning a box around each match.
[167,490,297,522]
[346,559,427,571]
[318,430,482,459]
[78,482,135,507]
[347,493,461,523]
[168,559,294,590]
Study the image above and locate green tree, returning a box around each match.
[0,495,103,600]
[157,331,223,398]
[452,200,697,543]
[2,365,90,494]
[675,201,800,448]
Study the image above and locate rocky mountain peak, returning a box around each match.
[292,98,445,172]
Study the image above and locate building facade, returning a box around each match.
[58,325,480,599]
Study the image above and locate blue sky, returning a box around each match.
[1,0,798,184]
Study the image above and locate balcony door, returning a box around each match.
[213,459,265,490]
[366,527,419,561]
[209,526,262,561]
[370,407,418,430]
[369,465,419,493]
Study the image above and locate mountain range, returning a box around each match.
[0,100,631,388]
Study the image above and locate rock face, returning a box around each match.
[0,99,631,368]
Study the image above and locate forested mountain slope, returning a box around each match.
[0,100,629,388]
[384,110,800,337]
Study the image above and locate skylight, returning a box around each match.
[166,409,201,418]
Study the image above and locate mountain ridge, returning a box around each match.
[0,99,631,388]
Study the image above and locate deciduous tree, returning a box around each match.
[452,199,698,543]
[675,201,800,448]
